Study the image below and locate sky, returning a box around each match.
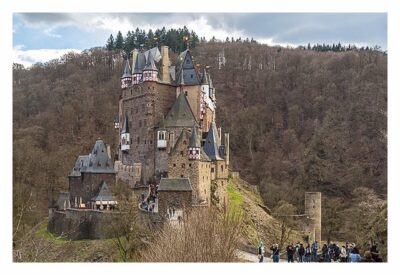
[13,13,387,67]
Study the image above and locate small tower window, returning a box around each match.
[180,174,184,178]
[173,163,176,167]
[185,91,188,96]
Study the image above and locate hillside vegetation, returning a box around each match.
[13,41,387,253]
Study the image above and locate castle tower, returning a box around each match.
[188,123,200,160]
[121,59,132,89]
[121,115,130,152]
[304,192,322,244]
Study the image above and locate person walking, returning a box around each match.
[258,240,265,263]
[286,243,295,263]
[305,243,312,262]
[322,244,329,262]
[271,244,280,263]
[339,245,347,262]
[298,243,305,262]
[311,241,319,262]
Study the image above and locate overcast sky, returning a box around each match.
[13,13,387,67]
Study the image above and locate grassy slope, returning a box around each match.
[228,177,302,248]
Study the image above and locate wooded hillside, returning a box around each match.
[13,41,387,246]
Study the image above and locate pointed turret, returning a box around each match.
[133,52,145,84]
[188,123,200,160]
[121,115,130,151]
[143,51,158,82]
[121,59,132,89]
[203,122,223,160]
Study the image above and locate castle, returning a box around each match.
[48,45,230,238]
[115,45,230,216]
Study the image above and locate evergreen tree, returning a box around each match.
[106,34,115,51]
[115,31,124,50]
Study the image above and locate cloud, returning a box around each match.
[13,46,81,67]
[14,13,387,49]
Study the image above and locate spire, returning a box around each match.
[203,122,223,160]
[121,59,131,78]
[189,123,200,148]
[144,51,158,71]
[201,67,209,85]
[121,115,129,134]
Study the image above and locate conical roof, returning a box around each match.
[133,53,146,74]
[121,115,129,134]
[189,123,200,148]
[164,93,197,127]
[201,67,209,85]
[144,51,158,71]
[121,59,131,78]
[203,122,223,160]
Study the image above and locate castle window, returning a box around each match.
[221,165,224,172]
[173,163,176,167]
[185,91,188,96]
[189,163,192,167]
[181,163,185,168]
[180,174,184,178]
[211,168,214,173]
[191,74,193,79]
[180,151,184,156]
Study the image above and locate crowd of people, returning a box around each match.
[258,240,382,263]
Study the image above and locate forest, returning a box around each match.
[13,38,387,256]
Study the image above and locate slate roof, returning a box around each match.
[189,123,200,148]
[121,59,131,78]
[175,50,200,86]
[85,139,115,173]
[201,68,209,85]
[158,178,192,192]
[133,52,146,74]
[200,148,211,162]
[144,51,158,71]
[164,93,197,127]
[121,115,129,134]
[91,181,115,201]
[69,155,89,177]
[203,122,223,160]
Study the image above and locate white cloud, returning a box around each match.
[13,47,81,68]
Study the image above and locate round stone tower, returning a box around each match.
[304,192,322,244]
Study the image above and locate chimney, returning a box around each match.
[131,49,138,74]
[224,133,230,166]
[161,46,171,83]
[217,127,222,144]
[107,145,111,159]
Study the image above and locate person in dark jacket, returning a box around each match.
[271,244,280,263]
[298,243,305,262]
[361,251,375,262]
[322,244,329,262]
[304,243,312,262]
[286,243,295,263]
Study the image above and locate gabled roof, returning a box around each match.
[164,93,197,127]
[85,139,115,173]
[91,181,115,201]
[121,59,131,78]
[203,122,223,160]
[158,178,192,192]
[121,115,129,134]
[170,129,190,155]
[189,123,200,148]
